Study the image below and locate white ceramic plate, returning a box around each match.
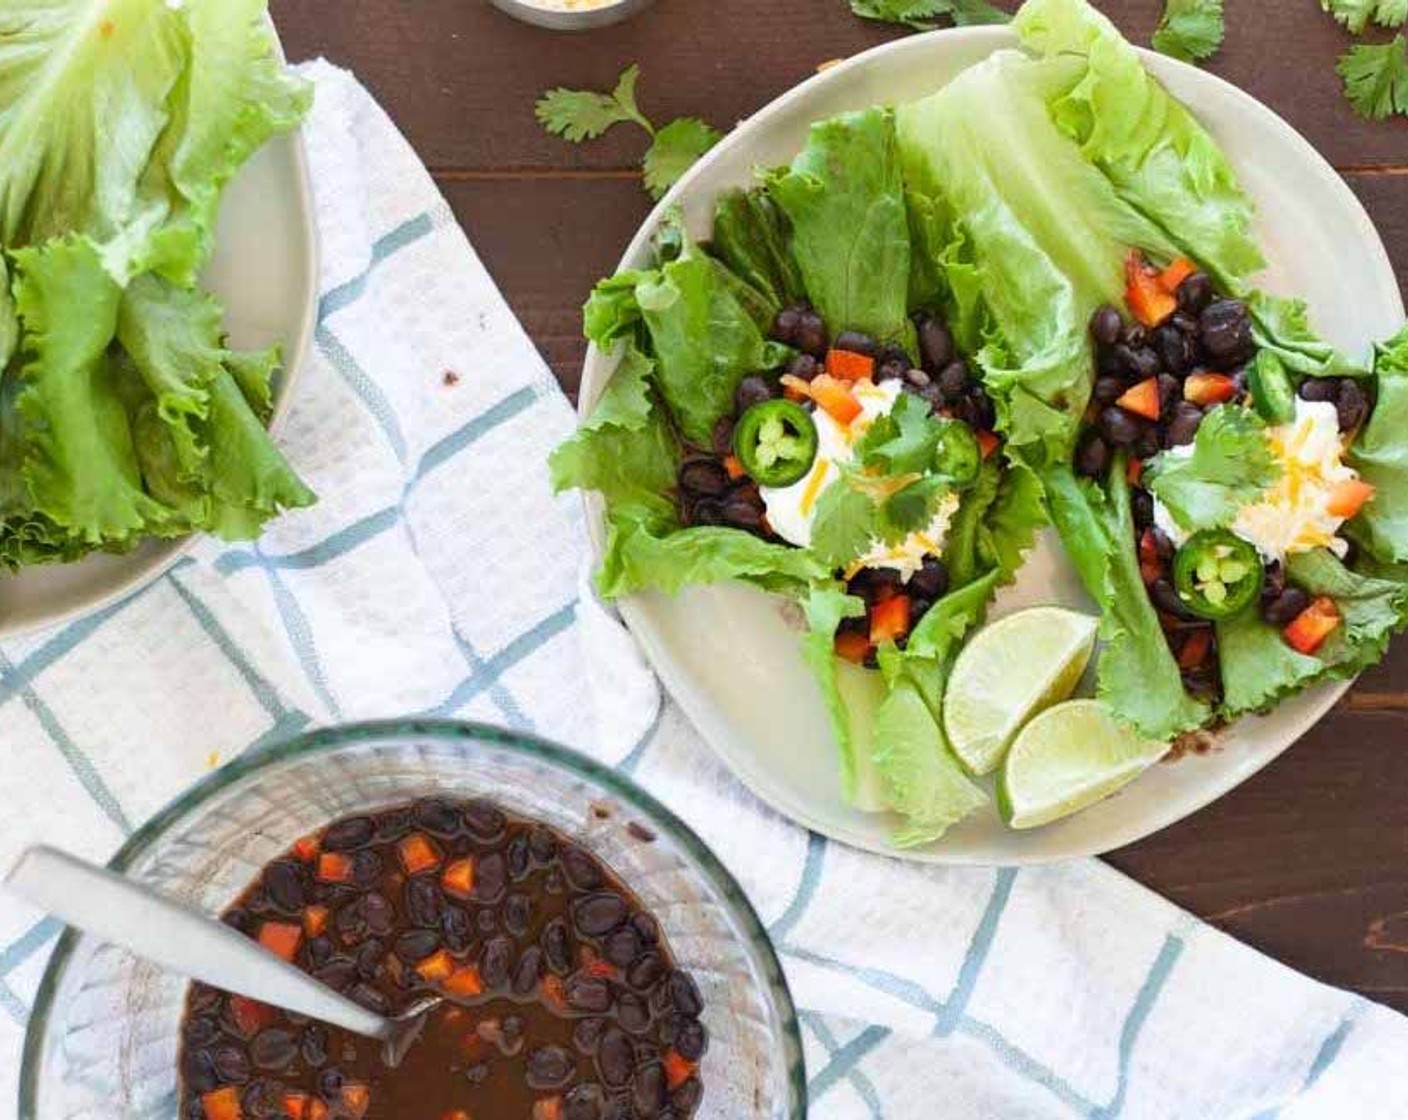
[579,29,1406,864]
[0,38,317,640]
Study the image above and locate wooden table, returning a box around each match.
[271,0,1408,1013]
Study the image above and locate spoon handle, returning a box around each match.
[5,845,389,1041]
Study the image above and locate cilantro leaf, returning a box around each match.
[850,0,1008,32]
[856,391,942,476]
[642,118,722,200]
[881,476,949,541]
[535,64,652,142]
[810,477,879,567]
[1152,0,1225,63]
[1338,36,1408,120]
[1145,406,1281,532]
[1322,0,1407,33]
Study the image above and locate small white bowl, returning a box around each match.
[491,0,655,31]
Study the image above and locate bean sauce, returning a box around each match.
[178,799,706,1120]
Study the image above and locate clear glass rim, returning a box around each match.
[19,718,808,1118]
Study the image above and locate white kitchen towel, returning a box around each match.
[1,62,1406,1120]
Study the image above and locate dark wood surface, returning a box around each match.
[269,0,1408,1013]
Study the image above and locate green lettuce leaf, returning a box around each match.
[801,582,868,798]
[1045,460,1209,740]
[1349,326,1408,563]
[1145,405,1279,533]
[1216,608,1324,718]
[711,188,806,312]
[226,345,281,423]
[766,108,915,348]
[1287,549,1408,676]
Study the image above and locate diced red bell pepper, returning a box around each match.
[1284,597,1341,655]
[977,430,1001,460]
[869,595,912,646]
[444,965,484,997]
[541,974,567,1012]
[441,1112,472,1120]
[834,630,872,664]
[340,1087,371,1120]
[1126,457,1144,485]
[302,905,329,938]
[723,454,747,481]
[825,348,876,383]
[583,956,619,981]
[315,852,352,884]
[1183,372,1239,407]
[201,1087,242,1120]
[1327,478,1375,519]
[228,995,273,1037]
[282,1094,327,1120]
[1157,257,1197,293]
[1125,250,1178,327]
[1177,629,1214,671]
[1138,529,1165,586]
[397,832,441,876]
[442,857,475,899]
[291,835,320,862]
[1116,377,1162,421]
[532,1100,563,1120]
[417,949,456,983]
[809,374,863,425]
[663,1049,699,1090]
[257,921,302,962]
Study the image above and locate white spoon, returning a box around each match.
[4,845,437,1066]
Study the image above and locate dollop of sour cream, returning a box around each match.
[1153,398,1360,561]
[760,379,962,581]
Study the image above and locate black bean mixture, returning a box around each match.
[676,302,996,667]
[1075,259,1373,700]
[179,799,706,1120]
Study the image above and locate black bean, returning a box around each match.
[668,971,704,1016]
[875,356,908,383]
[1076,435,1111,479]
[1147,528,1175,563]
[349,982,389,1015]
[903,366,932,389]
[414,798,462,837]
[391,928,438,964]
[575,1017,609,1053]
[1129,347,1162,381]
[1262,560,1286,602]
[969,384,997,430]
[185,1016,220,1048]
[212,1045,251,1084]
[1131,488,1155,530]
[909,557,950,600]
[505,892,533,936]
[1089,304,1123,347]
[631,913,660,945]
[472,852,506,903]
[335,902,369,943]
[1263,586,1310,626]
[1164,401,1204,448]
[463,799,507,842]
[262,861,306,913]
[543,918,573,974]
[301,1025,328,1069]
[1342,538,1359,568]
[721,499,766,533]
[182,1048,219,1094]
[1154,324,1194,374]
[1133,427,1160,461]
[528,1044,576,1090]
[1150,578,1193,618]
[1099,407,1141,447]
[306,936,333,967]
[605,927,642,967]
[354,938,384,980]
[599,1027,635,1087]
[785,352,819,382]
[671,1078,704,1115]
[734,375,775,414]
[1157,373,1181,411]
[918,317,956,370]
[250,1029,298,1071]
[627,952,666,991]
[675,1018,709,1062]
[1176,272,1214,314]
[349,849,382,886]
[1097,348,1129,380]
[772,306,802,345]
[528,825,558,863]
[360,893,394,937]
[563,847,605,890]
[480,936,513,988]
[633,1063,668,1115]
[1337,380,1370,432]
[241,1083,279,1120]
[1172,311,1200,338]
[464,1062,490,1086]
[1199,300,1254,364]
[931,361,968,401]
[566,1083,607,1120]
[618,992,652,1035]
[710,417,735,458]
[374,806,415,841]
[1109,343,1139,378]
[1093,376,1125,406]
[1121,322,1148,349]
[834,329,878,357]
[1299,377,1340,404]
[512,946,545,995]
[794,311,828,358]
[322,816,374,852]
[567,975,614,1013]
[678,458,729,498]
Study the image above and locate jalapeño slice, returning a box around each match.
[1172,529,1264,620]
[1248,351,1296,425]
[932,419,982,490]
[734,398,819,487]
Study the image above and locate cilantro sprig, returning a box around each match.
[536,65,722,201]
[848,0,1010,32]
[1338,34,1408,118]
[1152,0,1226,63]
[1323,0,1408,34]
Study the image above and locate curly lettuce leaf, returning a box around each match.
[1216,609,1324,718]
[1145,405,1279,533]
[1348,327,1408,564]
[711,188,805,312]
[1287,549,1408,675]
[766,108,915,349]
[801,582,868,798]
[1045,460,1209,740]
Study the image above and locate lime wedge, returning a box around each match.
[942,606,1098,775]
[998,699,1169,830]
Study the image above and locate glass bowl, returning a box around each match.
[20,720,806,1119]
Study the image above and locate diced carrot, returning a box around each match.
[444,965,484,997]
[315,852,352,884]
[1138,529,1164,586]
[228,995,273,1037]
[976,430,1001,460]
[809,374,863,425]
[283,1094,315,1120]
[443,1112,474,1120]
[825,348,875,383]
[1328,478,1375,519]
[541,974,567,1012]
[202,1086,242,1120]
[291,835,320,862]
[531,1100,563,1120]
[258,921,302,962]
[1125,250,1177,327]
[1115,377,1162,422]
[442,858,475,899]
[303,905,329,938]
[1126,457,1144,485]
[723,454,747,481]
[834,630,872,664]
[1157,257,1197,293]
[869,595,912,646]
[417,949,456,983]
[1284,597,1341,655]
[1183,372,1238,407]
[663,1049,699,1091]
[583,957,619,980]
[1177,629,1214,671]
[780,374,812,402]
[340,1085,371,1119]
[397,832,441,876]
